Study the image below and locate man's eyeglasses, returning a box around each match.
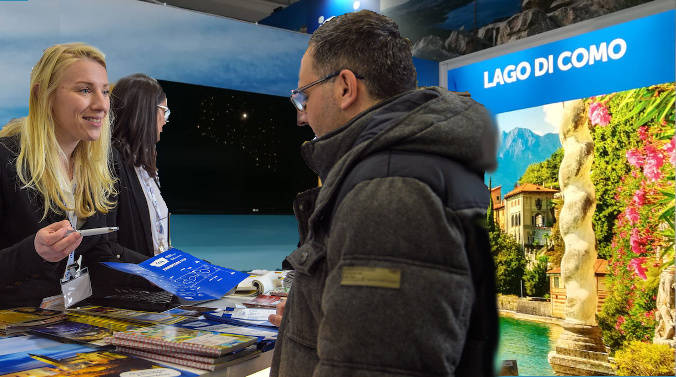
[157,105,170,122]
[290,70,364,112]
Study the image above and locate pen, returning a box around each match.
[67,226,119,237]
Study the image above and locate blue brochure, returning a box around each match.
[101,248,249,301]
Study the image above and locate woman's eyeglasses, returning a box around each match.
[157,105,170,122]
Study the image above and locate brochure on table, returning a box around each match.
[102,248,249,301]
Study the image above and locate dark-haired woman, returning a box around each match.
[111,74,170,257]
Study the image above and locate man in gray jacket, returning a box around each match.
[270,10,499,377]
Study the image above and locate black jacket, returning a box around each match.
[271,88,499,377]
[0,136,151,308]
[109,147,154,258]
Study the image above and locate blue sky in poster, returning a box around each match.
[497,104,556,136]
[446,10,675,115]
[0,0,309,126]
[0,335,94,373]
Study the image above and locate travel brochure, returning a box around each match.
[102,248,249,301]
[0,335,198,376]
[27,321,115,347]
[111,324,258,357]
[0,308,66,335]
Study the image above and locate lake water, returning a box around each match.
[172,215,560,376]
[498,316,561,376]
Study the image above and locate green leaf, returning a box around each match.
[634,93,673,127]
[614,90,638,110]
[658,190,675,199]
[615,100,648,123]
[657,96,675,123]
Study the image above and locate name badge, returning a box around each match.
[61,267,92,308]
[341,266,401,289]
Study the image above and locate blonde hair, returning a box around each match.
[3,43,116,219]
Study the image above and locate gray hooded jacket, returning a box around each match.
[270,87,499,377]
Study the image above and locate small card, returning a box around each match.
[61,268,92,308]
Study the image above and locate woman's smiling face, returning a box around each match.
[51,58,110,145]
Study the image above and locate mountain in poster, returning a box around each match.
[488,127,561,192]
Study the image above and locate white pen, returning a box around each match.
[67,226,119,237]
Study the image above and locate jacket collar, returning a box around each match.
[299,88,431,182]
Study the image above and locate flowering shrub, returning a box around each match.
[613,340,675,376]
[591,83,675,352]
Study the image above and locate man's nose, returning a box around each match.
[297,110,308,127]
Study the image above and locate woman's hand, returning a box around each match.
[34,220,83,262]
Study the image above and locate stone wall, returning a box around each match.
[498,294,552,317]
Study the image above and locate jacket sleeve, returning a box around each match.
[0,234,57,285]
[314,176,475,377]
[0,142,60,285]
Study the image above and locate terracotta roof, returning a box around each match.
[547,259,609,275]
[494,203,505,210]
[504,183,559,199]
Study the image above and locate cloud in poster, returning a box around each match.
[543,102,566,133]
[0,0,309,124]
[495,105,558,136]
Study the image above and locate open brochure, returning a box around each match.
[101,248,248,301]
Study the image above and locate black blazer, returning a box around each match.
[110,147,154,258]
[0,136,152,308]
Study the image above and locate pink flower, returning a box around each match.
[630,228,646,255]
[664,136,676,167]
[638,126,649,142]
[632,188,646,207]
[615,315,626,330]
[643,144,664,182]
[626,149,644,168]
[628,257,648,280]
[625,206,640,224]
[589,102,611,126]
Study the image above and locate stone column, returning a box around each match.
[654,265,675,347]
[548,100,613,375]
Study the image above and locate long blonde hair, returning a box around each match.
[0,43,116,219]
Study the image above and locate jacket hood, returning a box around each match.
[301,87,498,182]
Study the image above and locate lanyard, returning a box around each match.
[138,168,167,252]
[62,177,79,282]
[62,209,78,282]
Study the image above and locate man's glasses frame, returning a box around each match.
[157,104,170,122]
[290,70,364,112]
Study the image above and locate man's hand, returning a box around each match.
[268,299,286,327]
[34,220,83,262]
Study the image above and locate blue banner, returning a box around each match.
[446,10,675,114]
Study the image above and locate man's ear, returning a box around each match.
[335,69,359,111]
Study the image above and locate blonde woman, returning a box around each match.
[0,43,149,308]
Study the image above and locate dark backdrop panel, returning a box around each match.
[157,80,317,214]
